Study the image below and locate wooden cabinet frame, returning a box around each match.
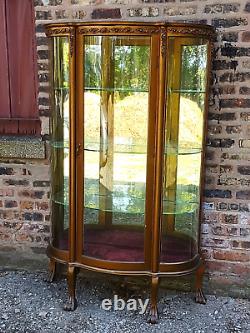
[46,22,214,323]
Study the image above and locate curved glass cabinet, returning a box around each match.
[46,22,214,323]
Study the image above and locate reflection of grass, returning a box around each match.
[84,151,146,182]
[179,95,203,146]
[177,154,201,186]
[84,92,203,186]
[84,92,148,143]
[85,92,203,145]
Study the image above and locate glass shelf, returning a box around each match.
[54,87,69,90]
[84,87,148,93]
[85,142,202,155]
[84,142,146,154]
[168,89,206,94]
[50,141,69,149]
[165,145,202,155]
[49,141,202,155]
[52,184,199,215]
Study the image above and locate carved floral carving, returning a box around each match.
[167,27,215,39]
[77,26,161,35]
[160,28,167,57]
[45,27,75,56]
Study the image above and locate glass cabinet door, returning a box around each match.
[82,35,151,262]
[160,37,209,263]
[50,37,70,250]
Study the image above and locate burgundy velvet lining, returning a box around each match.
[57,227,196,263]
[84,228,145,262]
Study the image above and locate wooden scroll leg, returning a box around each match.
[195,262,207,305]
[64,265,77,311]
[147,276,159,324]
[47,258,57,283]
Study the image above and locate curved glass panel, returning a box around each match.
[160,37,208,263]
[83,35,151,262]
[50,37,70,250]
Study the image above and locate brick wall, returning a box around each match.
[0,0,249,294]
[0,161,50,250]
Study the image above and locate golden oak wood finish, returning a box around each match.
[46,22,215,323]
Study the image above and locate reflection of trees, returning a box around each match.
[84,41,150,98]
[114,45,149,97]
[181,45,207,109]
[85,44,101,88]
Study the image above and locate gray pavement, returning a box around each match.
[0,270,249,333]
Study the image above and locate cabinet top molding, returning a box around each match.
[45,22,215,40]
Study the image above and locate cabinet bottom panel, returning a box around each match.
[54,226,197,264]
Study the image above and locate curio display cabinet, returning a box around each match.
[45,21,214,323]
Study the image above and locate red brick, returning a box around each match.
[212,18,248,28]
[240,112,250,121]
[15,233,34,243]
[226,125,242,134]
[206,260,250,276]
[0,233,12,241]
[239,86,250,94]
[0,167,14,175]
[220,99,250,108]
[3,179,29,186]
[242,31,250,42]
[18,190,45,199]
[35,202,49,210]
[242,241,250,249]
[220,214,238,224]
[236,191,250,200]
[4,200,18,208]
[219,165,233,173]
[201,237,229,249]
[0,210,20,220]
[213,250,250,262]
[0,189,14,197]
[207,125,222,135]
[218,85,236,95]
[205,4,240,14]
[20,201,34,210]
[91,8,121,19]
[200,248,211,259]
[213,226,238,236]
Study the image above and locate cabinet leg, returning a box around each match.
[64,265,78,311]
[195,262,207,305]
[47,258,57,283]
[147,276,159,324]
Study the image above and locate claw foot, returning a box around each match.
[46,260,56,283]
[195,288,207,305]
[147,305,158,324]
[46,270,55,283]
[64,297,77,311]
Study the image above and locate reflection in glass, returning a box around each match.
[180,45,207,92]
[83,36,151,262]
[51,37,70,250]
[161,38,208,263]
